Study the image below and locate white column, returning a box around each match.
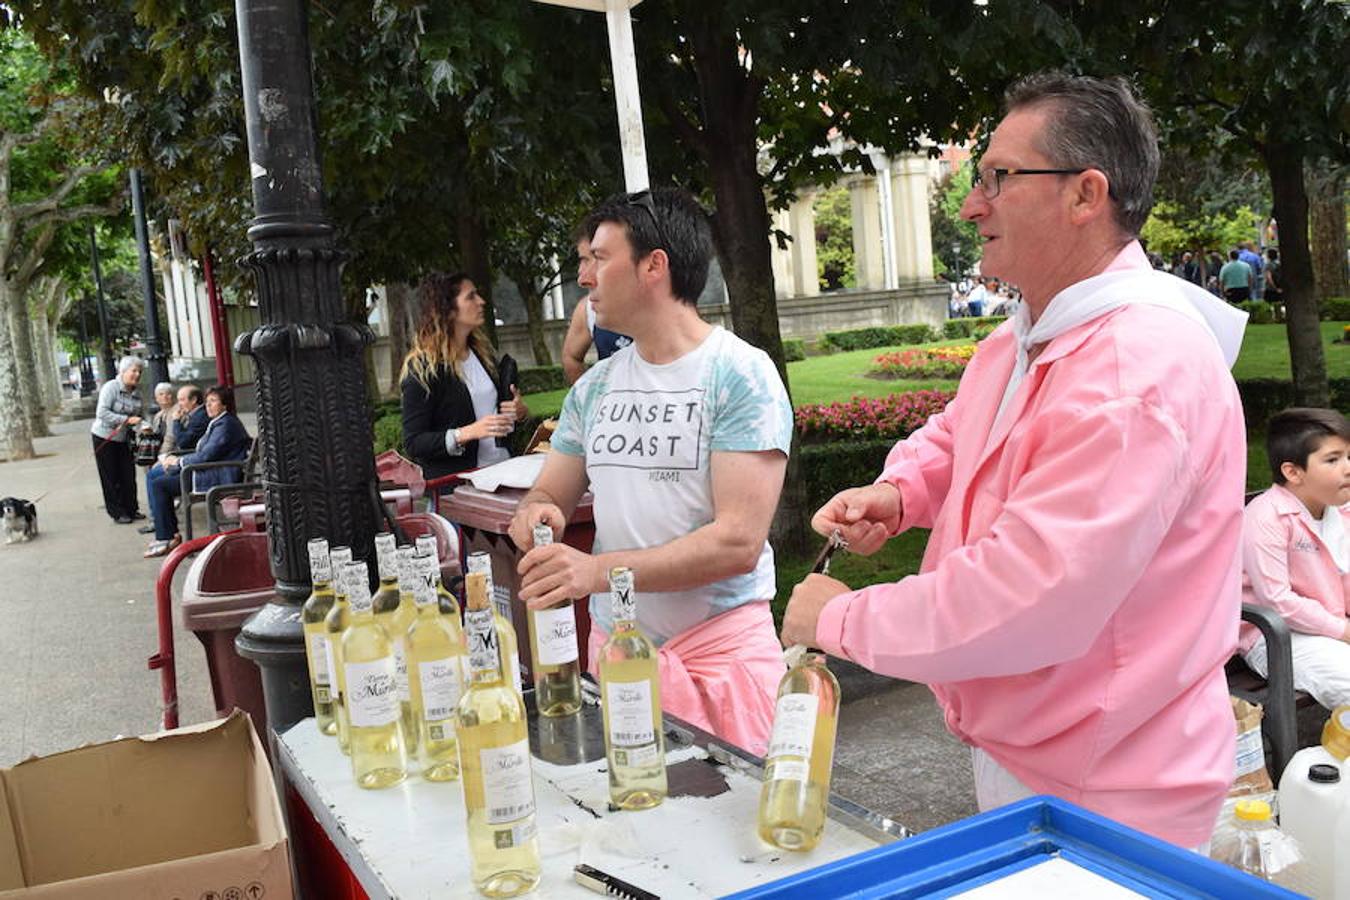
[605,0,649,192]
[871,154,899,290]
[769,204,794,299]
[195,275,215,358]
[787,191,820,297]
[891,154,935,281]
[848,175,884,290]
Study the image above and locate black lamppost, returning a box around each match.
[130,168,170,387]
[231,0,381,734]
[77,293,95,396]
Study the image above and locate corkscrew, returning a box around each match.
[573,864,660,900]
[785,529,849,666]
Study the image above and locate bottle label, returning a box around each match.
[509,653,523,693]
[768,758,810,784]
[1235,723,1266,776]
[415,535,439,562]
[466,609,500,674]
[324,636,339,697]
[376,540,398,582]
[492,585,512,623]
[419,656,463,724]
[393,638,410,702]
[533,606,579,666]
[767,692,818,761]
[610,577,636,623]
[308,540,332,583]
[492,818,536,850]
[605,679,656,747]
[481,739,536,824]
[1340,708,1350,730]
[307,631,330,686]
[345,657,400,728]
[613,742,661,769]
[413,556,438,607]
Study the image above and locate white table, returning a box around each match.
[276,700,899,899]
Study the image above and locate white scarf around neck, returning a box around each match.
[992,266,1249,428]
[1318,505,1350,574]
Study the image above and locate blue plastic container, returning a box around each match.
[725,796,1303,899]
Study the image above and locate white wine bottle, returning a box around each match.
[376,544,419,757]
[466,551,523,695]
[457,571,541,897]
[414,534,461,619]
[301,537,337,735]
[325,545,355,754]
[757,650,840,851]
[597,566,666,810]
[407,553,466,781]
[341,560,408,789]
[525,523,582,717]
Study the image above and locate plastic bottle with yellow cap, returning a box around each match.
[1214,798,1312,892]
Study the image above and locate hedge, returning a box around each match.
[783,338,807,362]
[1322,298,1350,321]
[1237,301,1281,325]
[519,365,566,394]
[943,316,1007,339]
[799,439,895,510]
[820,324,937,351]
[1236,378,1350,431]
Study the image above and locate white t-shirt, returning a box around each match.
[465,353,509,468]
[553,326,793,644]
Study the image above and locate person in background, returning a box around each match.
[966,277,988,317]
[1219,249,1254,303]
[147,382,178,454]
[92,356,146,524]
[781,72,1247,851]
[1240,408,1350,711]
[1263,247,1283,309]
[561,235,632,385]
[1240,241,1265,300]
[144,385,251,557]
[509,187,794,755]
[399,273,529,481]
[138,385,209,535]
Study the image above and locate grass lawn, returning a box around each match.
[520,320,1344,616]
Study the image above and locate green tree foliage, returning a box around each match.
[813,184,855,291]
[930,166,980,279]
[1140,201,1259,259]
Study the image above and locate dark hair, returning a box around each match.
[207,384,236,416]
[184,385,204,406]
[1267,407,1350,483]
[582,187,713,305]
[1266,247,1279,261]
[1003,72,1159,237]
[1229,249,1240,260]
[401,272,496,390]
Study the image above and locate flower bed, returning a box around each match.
[795,390,955,443]
[871,344,976,379]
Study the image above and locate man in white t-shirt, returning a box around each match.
[508,187,794,753]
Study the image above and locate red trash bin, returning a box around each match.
[180,531,274,736]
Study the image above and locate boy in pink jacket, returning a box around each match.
[1240,407,1350,709]
[782,73,1248,850]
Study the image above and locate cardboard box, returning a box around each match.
[0,711,291,899]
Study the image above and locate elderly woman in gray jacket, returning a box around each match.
[92,356,146,524]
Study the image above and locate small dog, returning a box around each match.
[1,497,38,544]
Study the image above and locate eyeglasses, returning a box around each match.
[624,189,669,255]
[972,166,1087,199]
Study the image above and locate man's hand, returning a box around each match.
[518,543,603,610]
[780,573,851,647]
[508,501,566,550]
[810,483,902,556]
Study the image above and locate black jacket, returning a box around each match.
[400,354,517,480]
[173,405,210,453]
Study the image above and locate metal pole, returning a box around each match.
[77,293,95,396]
[130,168,170,386]
[232,0,381,734]
[88,224,116,382]
[201,248,235,387]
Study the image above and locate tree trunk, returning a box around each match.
[32,291,60,411]
[456,201,498,347]
[685,16,809,556]
[0,280,36,460]
[40,277,71,410]
[513,276,554,367]
[1307,163,1349,304]
[10,283,51,437]
[1264,140,1328,407]
[385,281,416,394]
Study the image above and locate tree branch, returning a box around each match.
[12,223,57,286]
[12,163,113,224]
[23,198,124,233]
[652,73,711,161]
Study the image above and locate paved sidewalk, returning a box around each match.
[0,415,976,834]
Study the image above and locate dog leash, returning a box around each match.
[26,421,129,506]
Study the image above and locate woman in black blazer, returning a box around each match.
[400,273,528,480]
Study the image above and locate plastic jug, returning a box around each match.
[1213,799,1314,893]
[1279,762,1345,898]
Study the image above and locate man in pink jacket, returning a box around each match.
[781,73,1249,849]
[1241,407,1350,709]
